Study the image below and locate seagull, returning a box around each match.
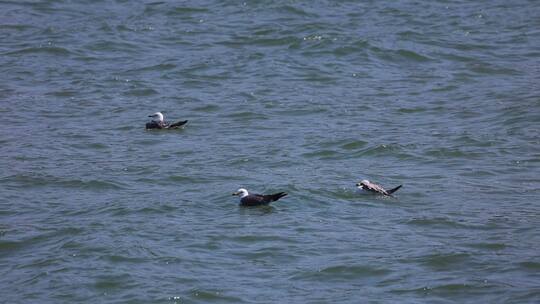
[356,180,402,196]
[232,188,288,206]
[146,112,188,129]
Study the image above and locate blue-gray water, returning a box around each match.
[1,0,539,303]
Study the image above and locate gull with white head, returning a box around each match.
[146,111,188,129]
[232,188,288,206]
[356,179,402,196]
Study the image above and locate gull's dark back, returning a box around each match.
[146,120,188,129]
[240,192,287,206]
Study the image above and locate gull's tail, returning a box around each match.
[387,185,402,195]
[270,192,288,202]
[169,120,188,128]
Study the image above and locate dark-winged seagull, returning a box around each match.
[356,180,402,196]
[146,112,188,129]
[232,188,288,206]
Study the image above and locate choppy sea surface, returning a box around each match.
[1,1,539,303]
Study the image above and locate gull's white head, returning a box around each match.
[232,188,249,198]
[356,180,370,188]
[148,112,164,122]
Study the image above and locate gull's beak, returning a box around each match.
[232,191,239,196]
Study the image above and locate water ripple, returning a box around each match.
[1,0,539,303]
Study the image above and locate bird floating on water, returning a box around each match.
[232,188,288,206]
[356,180,402,196]
[146,112,188,129]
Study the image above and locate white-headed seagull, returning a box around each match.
[232,188,288,206]
[146,112,188,129]
[356,180,402,196]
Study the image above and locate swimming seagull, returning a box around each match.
[232,188,288,206]
[146,112,188,129]
[356,180,402,196]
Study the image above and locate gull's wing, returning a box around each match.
[363,181,389,195]
[240,192,287,206]
[167,120,188,129]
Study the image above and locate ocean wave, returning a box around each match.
[0,174,125,190]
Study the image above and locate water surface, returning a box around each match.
[1,0,539,303]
